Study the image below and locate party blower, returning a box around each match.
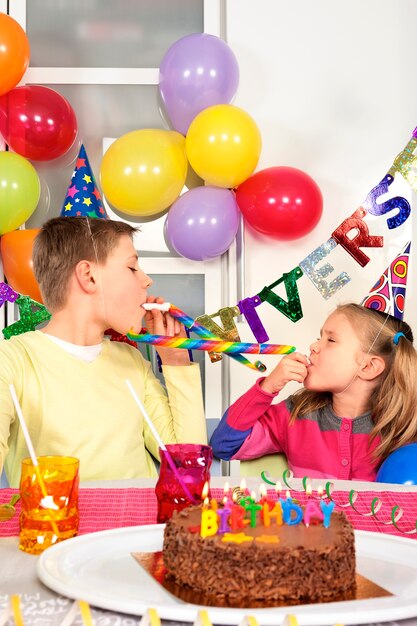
[138,302,296,365]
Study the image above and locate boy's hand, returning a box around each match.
[144,296,190,366]
[260,352,309,395]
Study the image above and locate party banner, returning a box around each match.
[0,128,415,367]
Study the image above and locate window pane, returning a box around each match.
[26,0,204,68]
[26,84,163,228]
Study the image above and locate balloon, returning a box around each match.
[236,166,323,240]
[25,174,51,229]
[165,186,240,261]
[1,229,43,302]
[186,104,261,188]
[159,33,239,136]
[0,14,30,96]
[0,86,78,161]
[0,152,40,235]
[100,129,188,217]
[376,444,417,485]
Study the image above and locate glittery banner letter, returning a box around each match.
[0,282,19,307]
[258,267,304,322]
[388,134,417,191]
[299,238,350,300]
[2,296,51,340]
[332,207,383,267]
[238,295,269,343]
[363,173,410,229]
[195,306,241,363]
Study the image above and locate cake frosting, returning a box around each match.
[162,503,356,605]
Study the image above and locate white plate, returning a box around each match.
[37,524,417,626]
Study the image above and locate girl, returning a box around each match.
[210,303,417,480]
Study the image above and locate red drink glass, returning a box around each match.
[155,443,212,523]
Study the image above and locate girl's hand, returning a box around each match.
[144,296,190,366]
[260,352,309,395]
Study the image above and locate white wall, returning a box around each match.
[226,0,416,400]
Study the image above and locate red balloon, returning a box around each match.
[236,166,323,240]
[0,86,78,161]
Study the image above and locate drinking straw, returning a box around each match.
[0,602,12,626]
[125,379,197,504]
[9,384,60,538]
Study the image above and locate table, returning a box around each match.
[1,477,417,626]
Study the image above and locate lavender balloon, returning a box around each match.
[166,186,240,261]
[159,33,239,136]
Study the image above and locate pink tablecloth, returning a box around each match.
[1,486,417,539]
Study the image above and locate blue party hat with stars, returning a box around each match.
[60,144,108,219]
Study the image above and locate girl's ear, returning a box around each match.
[360,355,386,380]
[74,260,97,294]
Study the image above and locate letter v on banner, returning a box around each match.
[258,267,304,323]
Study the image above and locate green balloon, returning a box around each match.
[0,152,40,235]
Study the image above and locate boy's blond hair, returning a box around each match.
[33,216,137,311]
[290,303,417,461]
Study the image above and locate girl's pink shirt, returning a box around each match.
[227,379,381,481]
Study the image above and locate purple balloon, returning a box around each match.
[159,33,239,136]
[166,186,240,261]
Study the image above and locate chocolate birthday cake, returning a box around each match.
[162,502,356,605]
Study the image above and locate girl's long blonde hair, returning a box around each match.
[290,303,417,461]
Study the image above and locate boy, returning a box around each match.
[0,217,207,487]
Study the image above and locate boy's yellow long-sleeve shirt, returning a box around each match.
[0,331,207,487]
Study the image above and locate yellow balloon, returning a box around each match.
[186,104,262,188]
[100,129,188,216]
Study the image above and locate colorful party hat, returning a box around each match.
[361,242,411,320]
[60,144,108,219]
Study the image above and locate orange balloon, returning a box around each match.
[1,229,43,303]
[0,14,30,96]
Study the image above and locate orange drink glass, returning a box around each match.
[19,456,79,555]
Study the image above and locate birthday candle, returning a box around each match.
[217,507,232,534]
[200,508,218,538]
[274,481,282,498]
[303,499,324,527]
[230,504,247,531]
[262,502,283,527]
[319,500,336,528]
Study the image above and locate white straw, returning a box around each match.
[9,384,38,466]
[126,379,167,450]
[141,302,171,312]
